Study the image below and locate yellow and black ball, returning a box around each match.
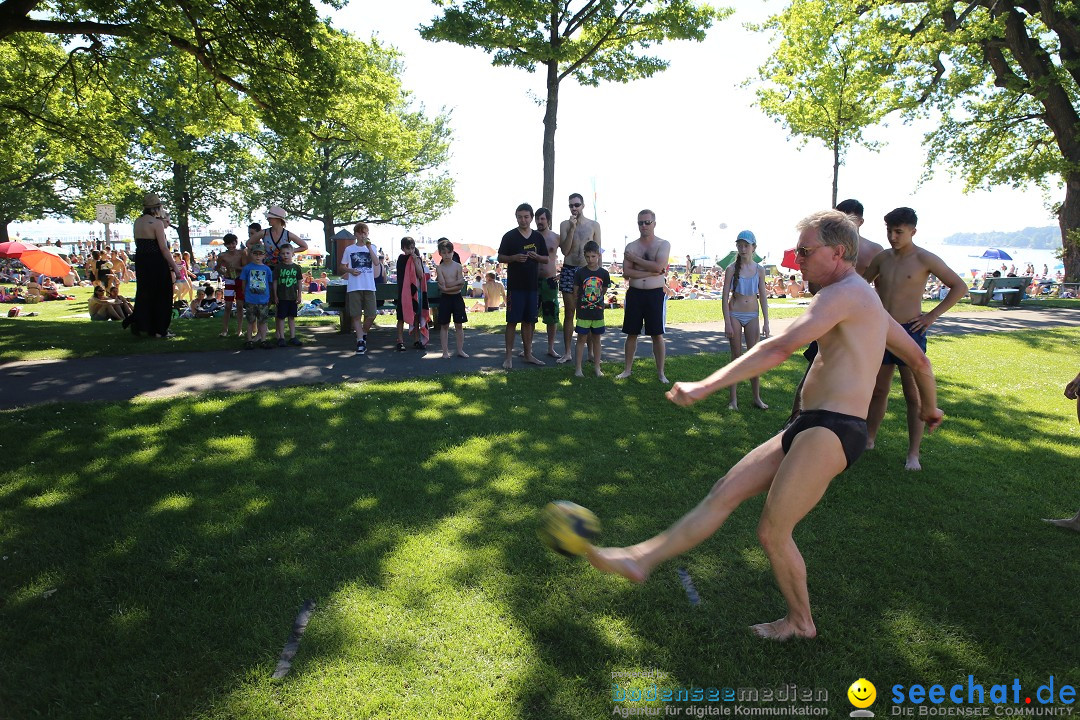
[538,501,600,556]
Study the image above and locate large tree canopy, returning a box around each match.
[247,34,455,248]
[0,0,345,136]
[0,33,133,242]
[764,0,1080,282]
[750,0,896,207]
[421,0,730,210]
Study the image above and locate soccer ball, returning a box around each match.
[538,501,600,557]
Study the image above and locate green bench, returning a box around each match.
[968,276,1031,307]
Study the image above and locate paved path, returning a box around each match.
[1,307,1078,409]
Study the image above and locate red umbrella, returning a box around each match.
[781,248,800,271]
[0,240,36,258]
[18,249,71,278]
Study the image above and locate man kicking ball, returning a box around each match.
[588,210,944,641]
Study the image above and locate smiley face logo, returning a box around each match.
[848,678,877,709]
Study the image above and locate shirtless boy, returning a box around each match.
[216,233,246,337]
[557,193,601,362]
[834,199,884,276]
[862,207,966,470]
[617,209,670,384]
[589,210,943,641]
[536,208,562,359]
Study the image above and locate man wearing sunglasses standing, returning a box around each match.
[616,209,671,384]
[588,210,943,641]
[557,193,602,363]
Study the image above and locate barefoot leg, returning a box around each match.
[590,434,785,582]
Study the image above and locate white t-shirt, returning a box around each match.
[341,242,378,292]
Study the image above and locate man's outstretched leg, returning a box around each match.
[752,426,846,641]
[588,434,785,582]
[1044,509,1080,532]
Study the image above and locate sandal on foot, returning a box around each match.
[396,342,407,352]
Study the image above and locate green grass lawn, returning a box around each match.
[2,285,1003,362]
[2,329,1078,719]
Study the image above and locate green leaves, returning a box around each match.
[421,0,731,206]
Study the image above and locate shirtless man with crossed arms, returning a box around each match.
[589,210,943,641]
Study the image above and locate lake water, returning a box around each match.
[924,244,1063,277]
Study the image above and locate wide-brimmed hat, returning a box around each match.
[266,206,287,221]
[143,192,162,209]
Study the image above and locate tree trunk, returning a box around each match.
[831,131,840,208]
[0,221,8,243]
[171,161,193,258]
[542,60,559,212]
[1057,172,1080,284]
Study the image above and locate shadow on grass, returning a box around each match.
[1,331,1079,719]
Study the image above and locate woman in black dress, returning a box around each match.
[124,193,180,337]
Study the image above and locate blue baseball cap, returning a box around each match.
[736,230,756,243]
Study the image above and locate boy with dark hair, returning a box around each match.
[573,240,610,377]
[274,245,303,346]
[395,236,427,351]
[497,203,549,369]
[239,242,273,349]
[435,239,468,358]
[863,206,966,470]
[216,233,245,336]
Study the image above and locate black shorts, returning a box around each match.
[507,289,539,325]
[276,300,298,319]
[437,293,467,326]
[621,286,666,336]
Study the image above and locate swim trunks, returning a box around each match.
[622,286,666,336]
[782,409,868,470]
[539,275,559,325]
[559,264,580,294]
[882,320,926,367]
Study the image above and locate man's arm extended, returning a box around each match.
[884,317,943,430]
[667,290,848,404]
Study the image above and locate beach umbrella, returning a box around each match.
[456,242,499,264]
[718,250,763,269]
[780,249,800,271]
[18,248,71,278]
[0,240,36,258]
[976,248,1013,261]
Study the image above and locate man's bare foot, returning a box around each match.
[574,368,585,378]
[905,455,922,471]
[753,399,769,410]
[728,401,738,410]
[658,374,669,384]
[616,370,632,379]
[547,349,562,359]
[865,438,876,450]
[587,547,649,584]
[524,354,545,366]
[502,358,513,370]
[595,367,604,377]
[750,617,816,641]
[1043,515,1080,532]
[556,354,574,364]
[441,351,451,359]
[457,350,470,358]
